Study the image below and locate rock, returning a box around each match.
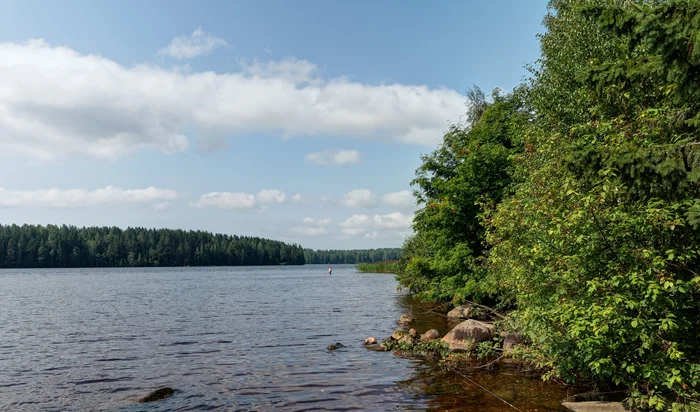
[363,337,377,345]
[138,387,175,403]
[501,332,523,353]
[447,304,476,319]
[397,315,413,325]
[408,328,418,337]
[327,342,345,351]
[420,329,440,341]
[561,401,628,412]
[391,329,406,340]
[399,334,414,344]
[441,319,495,351]
[364,343,388,351]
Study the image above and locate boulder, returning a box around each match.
[441,319,495,351]
[391,329,406,340]
[408,328,418,337]
[561,401,628,412]
[138,387,175,403]
[364,343,388,351]
[397,315,413,325]
[363,337,377,345]
[420,329,440,341]
[327,342,345,350]
[447,304,476,319]
[399,334,414,344]
[501,332,523,353]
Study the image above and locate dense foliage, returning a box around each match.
[0,224,305,267]
[397,88,528,303]
[398,0,700,409]
[304,248,402,264]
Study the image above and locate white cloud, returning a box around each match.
[0,40,464,159]
[305,149,361,166]
[373,212,413,228]
[341,228,366,236]
[339,214,372,228]
[340,189,377,208]
[292,226,327,236]
[158,27,227,59]
[256,189,286,204]
[293,217,331,236]
[291,193,304,203]
[303,217,331,225]
[190,191,256,210]
[338,212,414,237]
[0,186,177,208]
[381,190,414,209]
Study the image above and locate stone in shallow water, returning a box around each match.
[397,314,413,325]
[441,319,495,351]
[447,304,476,319]
[138,387,174,403]
[363,337,377,345]
[364,343,388,351]
[561,401,628,412]
[420,329,440,341]
[327,342,345,350]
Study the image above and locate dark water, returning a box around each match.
[0,265,571,411]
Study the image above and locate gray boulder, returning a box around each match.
[441,319,495,351]
[447,304,476,319]
[420,329,440,341]
[501,332,523,353]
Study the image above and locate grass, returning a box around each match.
[356,260,400,273]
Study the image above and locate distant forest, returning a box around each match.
[304,248,402,264]
[0,224,306,268]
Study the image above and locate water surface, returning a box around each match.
[0,265,570,411]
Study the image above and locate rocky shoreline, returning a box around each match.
[360,304,629,412]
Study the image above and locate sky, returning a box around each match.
[0,0,549,250]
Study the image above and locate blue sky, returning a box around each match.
[0,0,548,249]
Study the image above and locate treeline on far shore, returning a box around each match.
[0,224,306,268]
[0,224,402,269]
[304,248,402,264]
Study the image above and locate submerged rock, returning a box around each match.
[447,304,476,319]
[561,401,628,412]
[441,319,495,351]
[420,329,440,341]
[363,337,377,345]
[138,387,174,403]
[364,343,388,351]
[501,332,523,353]
[327,342,345,351]
[397,315,413,325]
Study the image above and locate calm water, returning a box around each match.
[0,265,571,411]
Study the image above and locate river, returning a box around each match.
[0,264,571,411]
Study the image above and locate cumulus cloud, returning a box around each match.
[256,189,286,204]
[305,149,361,166]
[158,28,227,59]
[291,193,304,203]
[293,217,331,236]
[381,190,414,209]
[0,40,464,159]
[0,186,177,208]
[189,191,256,210]
[190,189,286,210]
[338,212,414,237]
[373,212,414,228]
[340,189,377,208]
